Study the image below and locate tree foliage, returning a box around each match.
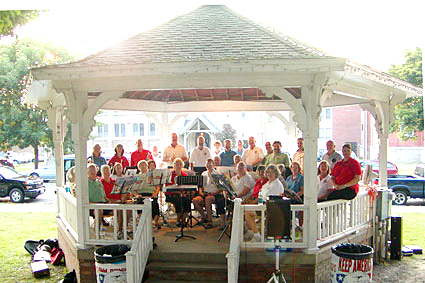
[0,38,77,167]
[388,47,423,141]
[0,10,41,37]
[215,124,237,146]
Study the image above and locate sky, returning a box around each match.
[1,0,424,72]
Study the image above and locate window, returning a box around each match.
[114,123,126,137]
[319,128,324,140]
[326,128,332,140]
[320,110,325,119]
[114,124,119,137]
[149,123,156,137]
[133,123,144,136]
[121,124,126,137]
[326,108,331,119]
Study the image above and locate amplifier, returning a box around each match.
[390,215,402,260]
[177,175,203,186]
[266,198,291,238]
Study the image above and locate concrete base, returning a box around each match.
[57,216,372,283]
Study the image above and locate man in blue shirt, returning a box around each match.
[219,139,237,166]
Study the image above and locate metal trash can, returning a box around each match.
[330,243,373,283]
[94,244,130,283]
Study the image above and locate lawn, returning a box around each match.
[0,212,67,283]
[398,212,425,250]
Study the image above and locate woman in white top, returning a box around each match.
[231,161,255,200]
[192,158,225,228]
[259,164,285,200]
[317,160,333,201]
[246,164,284,242]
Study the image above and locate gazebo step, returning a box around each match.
[149,251,227,264]
[144,280,226,283]
[147,261,227,282]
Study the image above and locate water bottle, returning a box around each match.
[258,191,263,204]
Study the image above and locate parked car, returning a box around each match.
[359,160,398,176]
[23,155,75,182]
[386,172,425,205]
[0,166,45,203]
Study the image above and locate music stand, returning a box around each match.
[176,176,206,229]
[166,185,197,242]
[210,174,237,242]
[151,170,171,226]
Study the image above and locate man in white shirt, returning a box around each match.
[162,133,188,167]
[322,140,342,169]
[293,137,304,174]
[241,136,264,170]
[189,136,211,175]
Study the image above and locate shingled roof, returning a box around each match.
[67,5,331,67]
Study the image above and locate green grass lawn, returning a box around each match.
[0,212,67,283]
[398,212,425,249]
[14,162,47,173]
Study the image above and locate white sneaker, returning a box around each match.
[250,233,261,242]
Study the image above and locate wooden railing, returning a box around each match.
[126,199,153,283]
[226,198,242,283]
[317,190,372,246]
[57,187,79,241]
[84,202,146,245]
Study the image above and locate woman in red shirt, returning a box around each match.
[100,165,124,237]
[166,158,190,227]
[329,144,361,200]
[108,144,129,169]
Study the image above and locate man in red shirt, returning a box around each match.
[329,143,361,200]
[130,139,153,167]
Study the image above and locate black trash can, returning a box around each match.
[94,244,131,283]
[330,243,373,283]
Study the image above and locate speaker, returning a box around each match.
[266,198,291,238]
[390,215,402,260]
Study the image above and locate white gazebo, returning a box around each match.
[28,5,422,283]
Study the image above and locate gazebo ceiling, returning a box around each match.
[88,87,300,103]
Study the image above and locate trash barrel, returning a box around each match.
[330,243,374,283]
[94,244,131,283]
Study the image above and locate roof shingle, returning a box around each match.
[70,5,331,67]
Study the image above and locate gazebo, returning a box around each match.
[28,5,422,283]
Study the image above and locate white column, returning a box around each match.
[46,106,65,187]
[378,133,388,186]
[301,86,320,252]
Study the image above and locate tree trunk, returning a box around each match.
[34,145,39,169]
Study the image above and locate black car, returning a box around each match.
[0,166,45,203]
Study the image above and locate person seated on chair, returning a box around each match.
[231,161,255,201]
[111,162,124,179]
[192,159,225,229]
[88,164,108,230]
[328,143,361,201]
[233,155,242,170]
[166,158,191,227]
[132,160,161,229]
[286,161,304,226]
[317,160,333,201]
[100,164,125,236]
[244,165,267,242]
[247,164,285,242]
[213,155,222,168]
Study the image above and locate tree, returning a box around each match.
[388,47,423,141]
[215,124,237,146]
[0,38,77,168]
[0,10,41,37]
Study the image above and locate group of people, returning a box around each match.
[83,132,361,240]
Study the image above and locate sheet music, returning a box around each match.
[152,169,171,185]
[215,166,237,177]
